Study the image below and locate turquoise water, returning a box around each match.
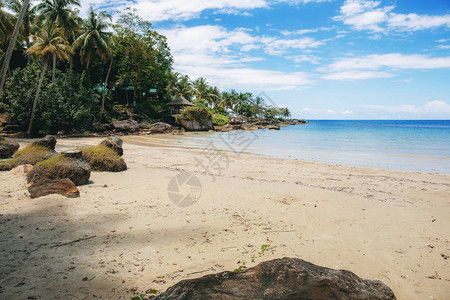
[174,120,450,173]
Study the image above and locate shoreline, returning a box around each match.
[1,136,449,299]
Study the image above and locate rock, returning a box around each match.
[150,122,173,134]
[32,135,57,150]
[111,119,140,132]
[100,137,124,156]
[266,124,280,130]
[227,115,249,125]
[27,150,91,186]
[8,164,33,176]
[177,118,213,131]
[280,122,287,127]
[28,178,80,198]
[156,257,396,300]
[0,141,57,171]
[0,138,19,158]
[241,124,259,130]
[80,144,127,172]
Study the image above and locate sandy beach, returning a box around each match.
[1,135,449,299]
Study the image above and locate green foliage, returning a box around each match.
[212,114,229,126]
[3,63,100,135]
[179,106,212,124]
[233,261,246,272]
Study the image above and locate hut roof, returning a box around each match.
[167,96,194,107]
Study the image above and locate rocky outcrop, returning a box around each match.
[111,119,140,132]
[241,124,259,130]
[156,257,396,300]
[27,150,91,186]
[28,178,80,198]
[266,124,280,130]
[0,137,19,158]
[150,122,173,134]
[100,136,123,156]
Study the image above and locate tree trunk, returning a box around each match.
[52,53,56,83]
[99,56,113,122]
[0,0,31,98]
[27,61,48,135]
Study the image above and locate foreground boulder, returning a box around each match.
[150,122,173,134]
[0,136,58,171]
[80,141,127,172]
[27,150,91,186]
[0,137,19,158]
[100,136,123,156]
[111,119,140,132]
[156,257,396,300]
[28,178,80,198]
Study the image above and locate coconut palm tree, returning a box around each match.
[193,77,210,105]
[25,24,73,134]
[73,7,111,69]
[0,0,30,98]
[8,0,36,52]
[252,96,265,118]
[36,0,80,81]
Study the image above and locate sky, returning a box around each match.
[83,0,450,119]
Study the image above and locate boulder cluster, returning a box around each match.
[0,135,127,198]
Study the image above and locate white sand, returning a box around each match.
[0,135,449,299]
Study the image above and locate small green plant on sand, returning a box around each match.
[233,261,246,272]
[259,244,270,256]
[235,244,271,272]
[130,289,159,300]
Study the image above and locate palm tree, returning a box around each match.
[73,7,111,69]
[8,0,36,52]
[72,7,112,121]
[0,0,30,98]
[193,77,210,105]
[252,96,265,118]
[281,107,291,119]
[36,0,80,81]
[25,24,73,134]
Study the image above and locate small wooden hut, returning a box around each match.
[167,96,194,114]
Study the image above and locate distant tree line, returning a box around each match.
[0,1,291,136]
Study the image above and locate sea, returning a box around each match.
[168,120,450,173]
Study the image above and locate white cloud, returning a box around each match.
[334,0,450,33]
[323,53,450,80]
[160,25,314,90]
[364,101,450,117]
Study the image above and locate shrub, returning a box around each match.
[179,106,212,124]
[212,114,229,126]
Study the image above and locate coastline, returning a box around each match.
[1,136,449,299]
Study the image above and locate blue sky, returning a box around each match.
[84,0,450,119]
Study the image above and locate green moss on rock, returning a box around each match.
[0,144,56,171]
[80,144,127,172]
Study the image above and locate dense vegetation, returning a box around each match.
[0,1,292,136]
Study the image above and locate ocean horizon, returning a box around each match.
[168,119,450,173]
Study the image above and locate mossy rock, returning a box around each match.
[27,151,91,186]
[0,144,57,171]
[80,144,127,172]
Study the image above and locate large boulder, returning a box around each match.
[28,178,80,198]
[227,115,249,125]
[100,137,123,156]
[266,124,280,130]
[111,119,140,132]
[0,137,19,158]
[150,122,173,134]
[80,143,127,172]
[0,138,57,171]
[27,150,91,186]
[156,257,396,300]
